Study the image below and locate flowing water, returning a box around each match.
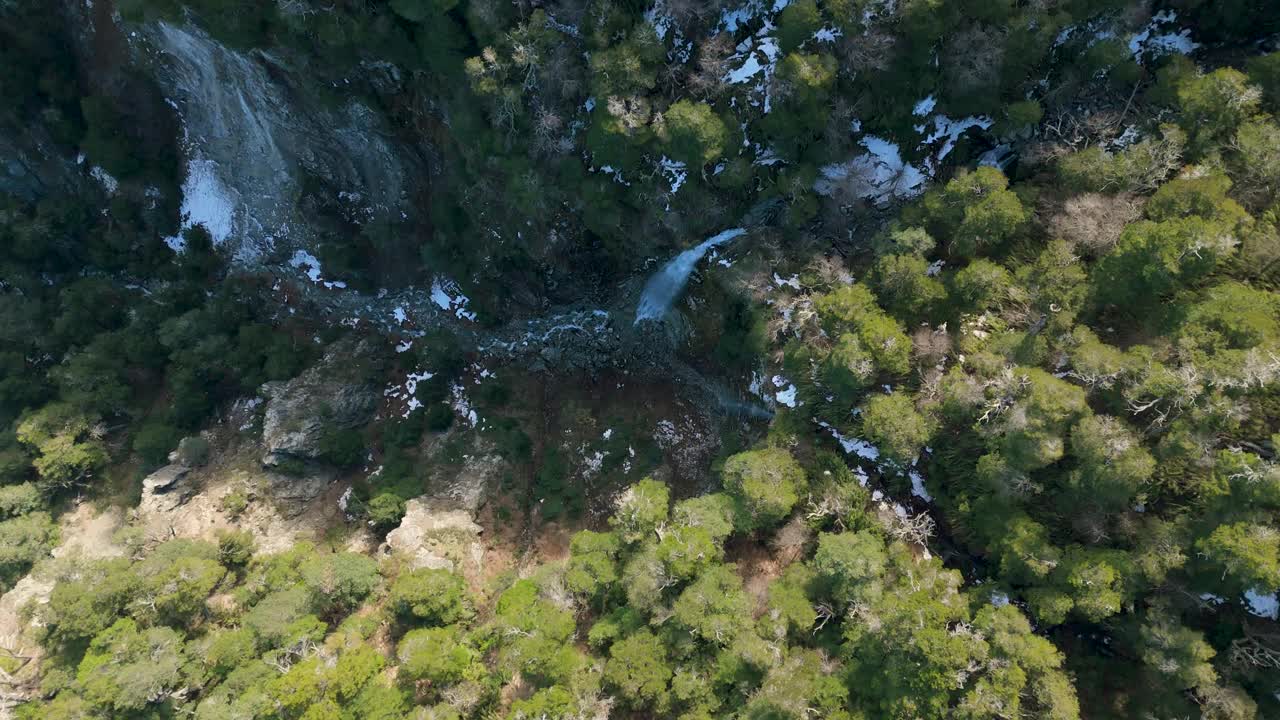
[634,228,746,324]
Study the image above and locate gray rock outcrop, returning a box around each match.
[140,464,196,514]
[383,498,484,572]
[260,338,380,466]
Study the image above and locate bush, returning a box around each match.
[0,483,42,518]
[320,428,366,467]
[722,449,805,532]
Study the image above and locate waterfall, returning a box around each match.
[634,228,746,324]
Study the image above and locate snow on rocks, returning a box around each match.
[165,156,236,252]
[658,156,689,195]
[1244,589,1279,620]
[1129,10,1198,62]
[288,249,348,289]
[817,421,880,462]
[914,113,994,174]
[772,375,799,407]
[773,273,802,290]
[814,136,928,205]
[450,382,480,428]
[909,469,932,502]
[812,26,841,43]
[89,166,119,195]
[430,278,477,321]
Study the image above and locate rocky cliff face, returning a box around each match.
[139,21,424,265]
[259,338,381,465]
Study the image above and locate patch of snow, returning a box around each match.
[776,384,798,407]
[817,421,881,461]
[1244,589,1279,620]
[658,156,689,194]
[89,166,119,195]
[913,95,937,116]
[978,144,1014,170]
[430,278,478,321]
[917,114,994,173]
[909,470,932,502]
[288,249,348,289]
[450,382,479,427]
[584,97,596,113]
[773,273,802,290]
[812,26,841,43]
[602,429,614,441]
[1129,10,1198,62]
[991,591,1010,607]
[395,340,413,353]
[814,136,928,204]
[392,306,408,324]
[1199,592,1225,606]
[645,0,674,40]
[925,259,945,276]
[166,156,236,252]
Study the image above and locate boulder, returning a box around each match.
[260,338,380,466]
[140,464,196,514]
[383,498,483,573]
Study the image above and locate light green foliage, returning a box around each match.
[871,254,946,324]
[389,568,473,625]
[860,393,934,465]
[952,259,1015,312]
[1093,217,1238,311]
[0,511,57,589]
[722,448,805,531]
[763,563,817,640]
[76,618,184,713]
[0,482,41,518]
[493,579,579,683]
[662,100,729,167]
[1138,610,1218,690]
[1067,415,1155,509]
[609,477,669,544]
[1146,172,1249,227]
[603,630,672,711]
[873,226,936,257]
[1057,126,1187,193]
[1231,121,1280,205]
[813,531,886,606]
[397,625,480,686]
[672,493,737,544]
[992,369,1090,472]
[565,530,622,598]
[15,403,108,490]
[299,552,380,614]
[812,289,915,379]
[1177,68,1263,150]
[655,524,722,581]
[743,650,848,720]
[1195,522,1280,594]
[131,539,226,626]
[916,167,1028,256]
[672,565,751,646]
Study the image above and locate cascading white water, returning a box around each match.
[634,228,746,324]
[146,22,413,264]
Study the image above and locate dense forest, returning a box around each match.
[1,0,1280,718]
